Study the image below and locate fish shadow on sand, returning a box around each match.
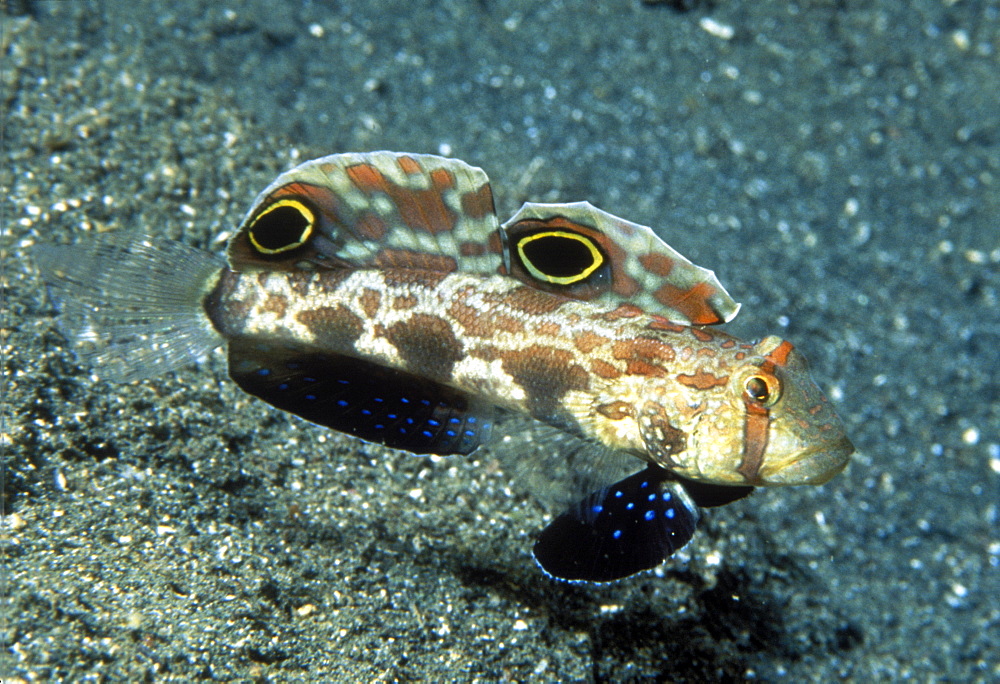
[452,557,865,681]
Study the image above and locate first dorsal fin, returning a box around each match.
[501,202,739,325]
[227,152,503,275]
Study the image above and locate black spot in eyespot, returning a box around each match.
[249,202,313,253]
[519,233,597,279]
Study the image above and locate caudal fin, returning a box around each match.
[32,231,225,382]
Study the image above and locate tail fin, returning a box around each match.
[32,231,225,382]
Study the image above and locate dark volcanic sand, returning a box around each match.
[4,1,998,681]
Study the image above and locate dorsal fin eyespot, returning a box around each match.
[246,198,316,255]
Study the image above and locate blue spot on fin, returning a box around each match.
[532,465,699,582]
[228,340,492,456]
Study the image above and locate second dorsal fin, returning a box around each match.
[501,202,739,325]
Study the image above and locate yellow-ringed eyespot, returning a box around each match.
[515,230,604,285]
[247,198,316,254]
[743,373,781,408]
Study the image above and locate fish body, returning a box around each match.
[34,151,853,582]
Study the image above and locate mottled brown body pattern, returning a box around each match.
[202,152,852,488]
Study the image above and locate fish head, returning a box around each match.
[659,335,853,487]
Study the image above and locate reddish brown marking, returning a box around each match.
[449,300,487,336]
[610,216,637,237]
[735,351,746,361]
[384,313,464,381]
[346,163,458,235]
[492,314,525,335]
[697,347,717,358]
[459,241,489,256]
[449,299,524,337]
[591,359,622,379]
[808,404,823,416]
[573,331,609,354]
[653,281,723,326]
[720,339,736,349]
[296,305,364,352]
[429,168,453,188]
[638,252,676,277]
[599,304,644,321]
[467,345,499,362]
[261,294,288,317]
[647,316,686,333]
[375,250,457,274]
[490,286,567,315]
[639,402,687,462]
[676,371,729,390]
[596,401,632,420]
[397,156,422,174]
[690,328,714,342]
[460,183,496,220]
[765,340,795,366]
[625,360,667,377]
[359,288,381,319]
[487,231,503,260]
[345,163,385,193]
[612,337,675,376]
[380,267,451,290]
[288,272,324,298]
[393,294,419,310]
[738,403,770,483]
[500,345,590,419]
[355,212,388,241]
[536,321,562,337]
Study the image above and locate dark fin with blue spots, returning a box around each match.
[532,465,699,583]
[228,340,492,456]
[677,478,755,508]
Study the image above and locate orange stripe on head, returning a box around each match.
[738,402,769,483]
[764,339,795,367]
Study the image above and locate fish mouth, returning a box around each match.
[757,435,855,486]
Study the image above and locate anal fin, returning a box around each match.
[532,465,699,582]
[228,339,492,456]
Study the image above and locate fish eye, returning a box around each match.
[248,199,316,254]
[744,374,780,407]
